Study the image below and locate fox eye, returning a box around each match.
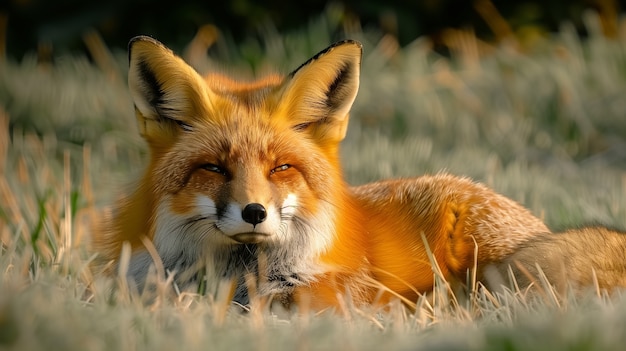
[201,163,227,176]
[270,164,290,175]
[293,123,311,132]
[176,120,193,132]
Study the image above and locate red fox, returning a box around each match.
[92,36,623,310]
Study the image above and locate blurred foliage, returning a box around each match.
[1,0,622,58]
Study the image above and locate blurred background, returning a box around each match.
[1,0,622,58]
[1,0,626,231]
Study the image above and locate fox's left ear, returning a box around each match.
[276,40,362,143]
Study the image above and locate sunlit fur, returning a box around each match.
[92,36,555,309]
[485,227,626,295]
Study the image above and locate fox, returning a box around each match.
[91,36,622,311]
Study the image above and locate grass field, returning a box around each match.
[2,8,626,350]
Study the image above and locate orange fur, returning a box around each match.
[93,36,553,310]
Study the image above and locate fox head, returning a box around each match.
[126,36,362,285]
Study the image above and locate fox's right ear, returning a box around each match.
[128,36,211,148]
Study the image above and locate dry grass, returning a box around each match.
[2,7,626,350]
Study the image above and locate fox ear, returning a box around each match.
[277,40,362,143]
[127,36,209,147]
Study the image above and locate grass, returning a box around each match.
[2,6,626,350]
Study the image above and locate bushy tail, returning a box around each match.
[485,227,626,294]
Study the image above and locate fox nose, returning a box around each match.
[242,203,267,225]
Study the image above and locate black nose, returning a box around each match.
[242,203,267,225]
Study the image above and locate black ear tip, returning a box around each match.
[288,39,363,78]
[326,40,363,59]
[333,39,363,50]
[128,35,162,47]
[128,36,166,62]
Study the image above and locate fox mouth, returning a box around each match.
[230,232,271,244]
